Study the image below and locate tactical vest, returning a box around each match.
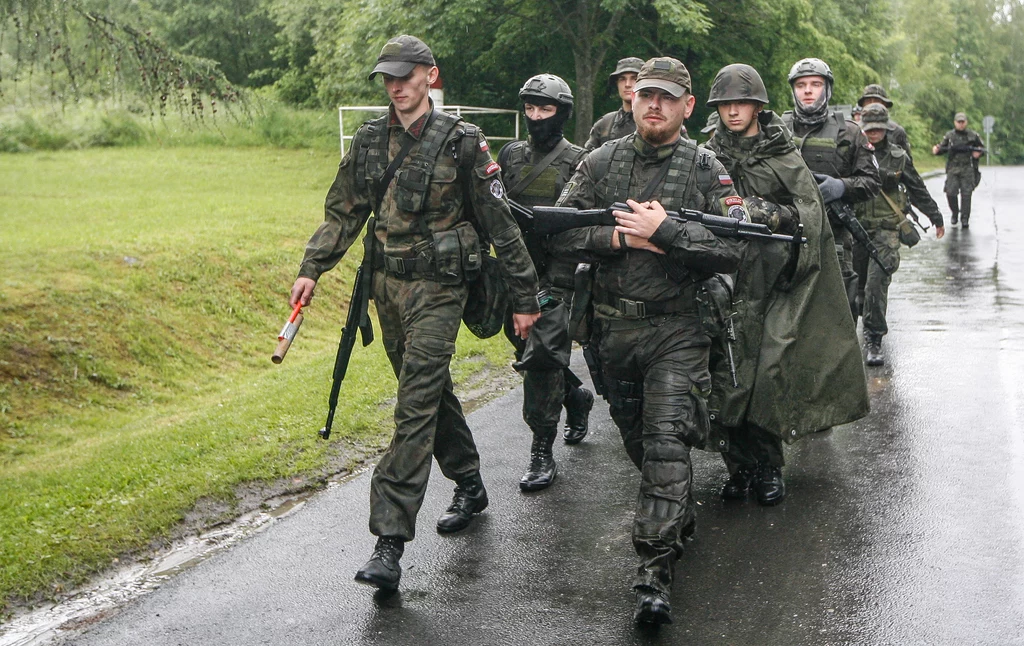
[499,140,584,208]
[857,144,908,230]
[593,134,707,211]
[782,111,848,177]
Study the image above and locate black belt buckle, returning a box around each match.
[618,298,646,318]
[384,256,407,275]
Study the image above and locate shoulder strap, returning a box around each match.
[507,138,570,201]
[375,129,421,215]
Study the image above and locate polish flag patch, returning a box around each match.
[724,196,744,207]
[479,140,489,152]
[718,174,734,185]
[485,161,500,175]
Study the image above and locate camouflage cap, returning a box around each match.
[634,57,691,98]
[706,63,769,106]
[954,112,968,122]
[368,35,436,80]
[858,83,893,108]
[860,103,894,132]
[609,57,644,82]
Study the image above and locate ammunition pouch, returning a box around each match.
[463,250,510,339]
[605,378,643,417]
[696,274,734,338]
[393,159,433,213]
[432,221,481,285]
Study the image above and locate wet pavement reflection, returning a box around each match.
[6,170,1024,646]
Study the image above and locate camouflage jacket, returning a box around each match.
[857,138,943,229]
[584,108,636,151]
[551,134,745,305]
[299,104,540,314]
[497,137,587,290]
[936,128,984,175]
[706,110,869,439]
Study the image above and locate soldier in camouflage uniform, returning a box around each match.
[552,57,746,625]
[933,113,985,228]
[584,57,643,151]
[782,58,880,316]
[858,84,912,160]
[289,35,540,592]
[857,104,945,366]
[498,74,594,492]
[705,64,869,506]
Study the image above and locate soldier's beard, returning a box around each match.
[636,117,682,146]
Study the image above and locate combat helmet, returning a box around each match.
[858,84,893,108]
[707,64,769,106]
[859,103,894,131]
[519,74,574,109]
[787,58,834,86]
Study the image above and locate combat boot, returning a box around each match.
[633,586,672,625]
[753,464,786,506]
[354,536,404,591]
[721,468,756,500]
[562,386,594,444]
[865,332,884,367]
[520,428,557,492]
[947,195,959,225]
[436,473,489,533]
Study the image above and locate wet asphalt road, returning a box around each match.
[56,170,1024,645]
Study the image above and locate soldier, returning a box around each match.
[857,104,945,365]
[497,74,594,492]
[933,112,984,228]
[552,57,746,625]
[858,84,912,160]
[782,58,880,316]
[584,57,643,151]
[289,35,540,592]
[703,63,869,506]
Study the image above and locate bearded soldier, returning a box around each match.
[858,84,912,160]
[497,74,594,491]
[933,112,985,228]
[782,58,880,316]
[551,57,746,625]
[857,104,945,365]
[289,35,540,592]
[704,64,869,505]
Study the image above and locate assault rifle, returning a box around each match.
[946,144,986,154]
[508,200,805,245]
[318,217,376,440]
[825,200,895,276]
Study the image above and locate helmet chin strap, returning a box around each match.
[792,83,832,126]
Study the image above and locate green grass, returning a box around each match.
[0,147,516,613]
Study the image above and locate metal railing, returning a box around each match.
[338,105,520,156]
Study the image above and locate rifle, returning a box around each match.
[825,200,895,275]
[508,200,805,244]
[947,144,986,154]
[318,217,377,440]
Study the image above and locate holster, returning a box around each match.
[569,262,595,344]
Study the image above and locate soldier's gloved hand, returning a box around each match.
[742,196,782,231]
[813,173,846,203]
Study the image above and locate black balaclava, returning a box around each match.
[523,97,571,151]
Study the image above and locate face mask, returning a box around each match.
[524,102,570,150]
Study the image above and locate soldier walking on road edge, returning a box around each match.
[933,112,984,228]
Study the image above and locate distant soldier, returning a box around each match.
[782,58,880,316]
[704,63,868,506]
[858,84,912,160]
[933,112,984,228]
[497,74,594,492]
[856,104,945,365]
[584,57,643,151]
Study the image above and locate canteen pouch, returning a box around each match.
[897,218,921,247]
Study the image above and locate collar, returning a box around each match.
[388,99,435,139]
[633,135,677,160]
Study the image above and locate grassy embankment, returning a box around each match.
[0,146,515,615]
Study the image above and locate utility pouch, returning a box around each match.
[393,159,432,213]
[455,221,482,281]
[696,274,734,338]
[432,227,463,284]
[569,262,595,344]
[897,218,921,247]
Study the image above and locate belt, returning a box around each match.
[373,254,433,278]
[594,288,696,319]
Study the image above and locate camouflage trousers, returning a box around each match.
[945,169,976,222]
[594,313,712,595]
[368,272,480,542]
[853,228,901,336]
[503,288,575,435]
[721,422,785,473]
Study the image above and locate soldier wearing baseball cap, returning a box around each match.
[858,84,912,159]
[291,34,541,593]
[633,56,692,97]
[584,56,644,150]
[933,111,985,226]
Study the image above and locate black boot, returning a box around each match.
[633,586,672,625]
[961,193,972,228]
[354,536,404,590]
[721,468,756,500]
[520,428,557,492]
[864,332,884,367]
[436,473,489,533]
[562,386,594,444]
[753,464,786,506]
[947,194,959,225]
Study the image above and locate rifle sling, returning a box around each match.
[507,138,569,201]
